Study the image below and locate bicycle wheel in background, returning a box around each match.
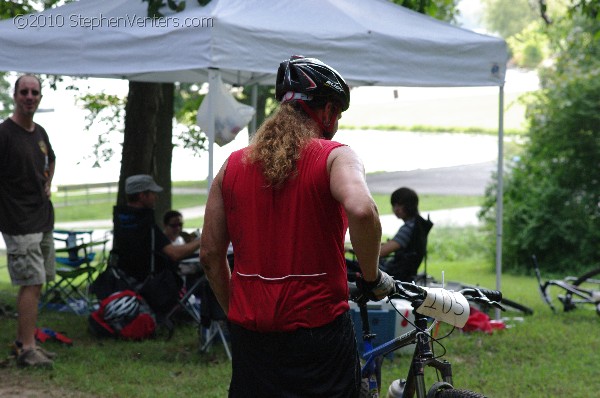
[570,267,600,288]
[568,267,600,315]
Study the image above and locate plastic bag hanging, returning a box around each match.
[196,75,255,146]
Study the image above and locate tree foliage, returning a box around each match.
[480,14,600,274]
[481,0,538,38]
[506,21,549,68]
[391,0,460,22]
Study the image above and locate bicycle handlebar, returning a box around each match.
[349,279,503,310]
[392,281,503,307]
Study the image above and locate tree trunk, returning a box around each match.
[154,83,174,223]
[118,81,174,225]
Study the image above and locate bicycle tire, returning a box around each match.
[571,267,600,287]
[564,266,600,313]
[435,388,487,398]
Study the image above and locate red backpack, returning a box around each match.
[89,290,156,340]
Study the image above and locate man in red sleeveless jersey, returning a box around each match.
[201,56,394,397]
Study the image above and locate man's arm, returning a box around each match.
[328,146,381,283]
[162,238,201,262]
[380,239,401,258]
[380,221,414,258]
[45,160,55,198]
[199,162,232,313]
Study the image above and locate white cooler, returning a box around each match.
[388,299,416,355]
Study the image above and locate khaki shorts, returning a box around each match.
[3,231,56,286]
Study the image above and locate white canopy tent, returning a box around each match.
[0,0,508,293]
[1,0,506,86]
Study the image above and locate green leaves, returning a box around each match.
[482,17,600,274]
[142,0,210,17]
[391,0,459,23]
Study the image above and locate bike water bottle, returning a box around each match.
[387,379,406,398]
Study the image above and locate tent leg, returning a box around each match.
[250,84,258,137]
[206,68,220,188]
[495,85,505,320]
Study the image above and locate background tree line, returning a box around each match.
[479,0,600,274]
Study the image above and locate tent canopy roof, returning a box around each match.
[0,0,507,87]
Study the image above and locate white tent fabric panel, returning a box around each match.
[0,0,507,87]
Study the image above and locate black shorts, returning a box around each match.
[228,311,361,398]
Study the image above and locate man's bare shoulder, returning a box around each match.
[328,144,362,169]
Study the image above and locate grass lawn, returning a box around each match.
[1,253,599,397]
[1,224,599,397]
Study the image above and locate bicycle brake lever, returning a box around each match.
[471,297,506,311]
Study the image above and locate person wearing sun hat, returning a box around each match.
[125,174,164,195]
[107,174,200,315]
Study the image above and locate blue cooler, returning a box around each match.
[349,306,396,359]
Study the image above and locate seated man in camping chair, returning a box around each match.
[347,187,433,283]
[92,175,201,317]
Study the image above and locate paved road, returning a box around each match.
[366,161,497,196]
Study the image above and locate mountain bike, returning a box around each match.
[533,254,600,315]
[350,280,503,397]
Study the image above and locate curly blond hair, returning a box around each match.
[244,102,321,187]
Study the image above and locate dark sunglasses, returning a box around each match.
[19,89,40,96]
[168,223,183,228]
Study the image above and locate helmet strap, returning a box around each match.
[297,99,335,138]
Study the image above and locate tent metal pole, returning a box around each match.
[250,83,258,137]
[207,68,219,188]
[495,85,505,320]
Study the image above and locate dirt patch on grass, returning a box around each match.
[0,361,96,398]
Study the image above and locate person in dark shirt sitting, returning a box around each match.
[348,187,432,282]
[378,187,432,282]
[112,175,200,313]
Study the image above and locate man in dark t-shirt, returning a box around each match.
[0,74,56,368]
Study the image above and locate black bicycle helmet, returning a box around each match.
[276,55,350,111]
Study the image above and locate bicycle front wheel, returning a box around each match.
[435,388,486,398]
[435,388,487,398]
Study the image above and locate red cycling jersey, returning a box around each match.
[222,139,349,332]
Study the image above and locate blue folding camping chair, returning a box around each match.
[40,230,108,315]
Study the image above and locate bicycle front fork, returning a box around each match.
[405,334,453,397]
